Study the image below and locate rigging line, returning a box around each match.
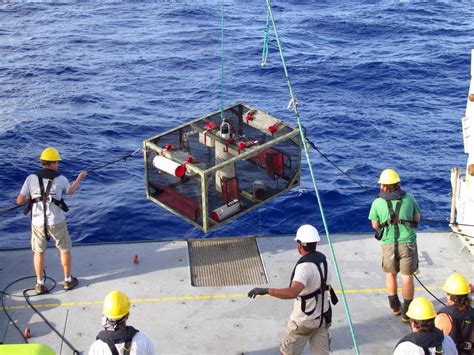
[450,230,474,239]
[86,147,143,174]
[220,0,225,120]
[0,204,22,217]
[264,1,360,353]
[301,126,372,191]
[413,273,447,307]
[261,10,270,66]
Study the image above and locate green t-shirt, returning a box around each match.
[368,192,420,245]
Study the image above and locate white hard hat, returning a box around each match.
[295,224,320,244]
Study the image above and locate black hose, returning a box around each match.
[23,289,79,354]
[413,273,447,307]
[1,272,80,354]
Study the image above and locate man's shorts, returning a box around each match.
[31,222,72,253]
[381,242,418,275]
[280,317,330,355]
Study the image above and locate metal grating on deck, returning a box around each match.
[188,237,268,287]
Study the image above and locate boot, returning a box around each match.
[401,299,412,323]
[388,294,401,316]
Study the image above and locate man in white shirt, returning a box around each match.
[89,290,156,355]
[16,147,87,294]
[248,224,336,355]
[394,297,458,355]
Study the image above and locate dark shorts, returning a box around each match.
[381,242,418,275]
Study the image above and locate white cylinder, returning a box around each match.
[153,156,185,177]
[215,141,236,192]
[211,199,241,222]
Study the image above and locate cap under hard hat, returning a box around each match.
[405,297,437,320]
[378,169,400,185]
[443,273,470,295]
[295,224,320,244]
[103,290,130,320]
[40,147,62,162]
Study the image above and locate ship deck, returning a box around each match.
[0,232,472,354]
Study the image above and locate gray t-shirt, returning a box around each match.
[20,174,70,226]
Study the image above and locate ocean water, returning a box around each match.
[0,1,472,248]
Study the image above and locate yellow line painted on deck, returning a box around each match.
[0,286,443,311]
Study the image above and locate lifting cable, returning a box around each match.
[263,1,360,353]
[220,0,225,120]
[1,272,80,354]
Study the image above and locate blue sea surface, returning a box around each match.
[0,1,473,248]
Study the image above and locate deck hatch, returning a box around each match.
[188,237,268,287]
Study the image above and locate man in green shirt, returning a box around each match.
[368,169,421,322]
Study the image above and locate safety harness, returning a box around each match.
[375,190,418,242]
[96,326,139,355]
[23,169,69,241]
[289,251,338,327]
[395,328,444,355]
[438,305,474,354]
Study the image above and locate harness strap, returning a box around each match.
[124,340,132,355]
[298,260,327,328]
[38,177,53,241]
[386,200,402,258]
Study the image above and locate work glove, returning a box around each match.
[248,287,269,298]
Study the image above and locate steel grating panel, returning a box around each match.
[188,237,268,287]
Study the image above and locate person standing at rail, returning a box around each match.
[16,147,87,294]
[369,169,420,322]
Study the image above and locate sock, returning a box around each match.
[37,279,45,285]
[65,276,72,282]
[403,299,413,314]
[388,294,401,309]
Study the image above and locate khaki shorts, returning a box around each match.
[381,242,418,275]
[31,222,72,253]
[280,318,330,355]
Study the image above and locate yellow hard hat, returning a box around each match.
[443,273,470,295]
[40,147,62,162]
[103,290,130,320]
[406,297,436,320]
[378,169,400,185]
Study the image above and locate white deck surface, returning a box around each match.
[0,232,472,354]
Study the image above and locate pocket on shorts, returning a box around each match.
[405,242,417,255]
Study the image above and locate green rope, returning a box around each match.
[261,10,270,66]
[220,0,225,119]
[264,1,360,353]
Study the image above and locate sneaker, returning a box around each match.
[35,283,49,295]
[401,314,410,323]
[63,276,79,291]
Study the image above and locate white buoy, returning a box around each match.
[153,156,185,177]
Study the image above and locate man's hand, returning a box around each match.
[248,287,269,298]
